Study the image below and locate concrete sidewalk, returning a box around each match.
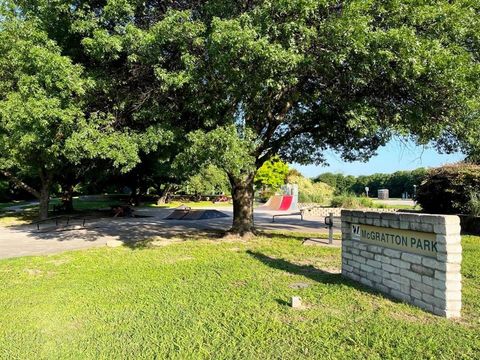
[0,207,340,260]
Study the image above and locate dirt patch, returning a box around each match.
[24,268,57,277]
[24,268,43,276]
[318,267,341,274]
[231,280,248,287]
[289,282,311,289]
[150,239,185,247]
[164,256,194,264]
[46,258,71,266]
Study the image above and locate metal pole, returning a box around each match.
[328,212,334,245]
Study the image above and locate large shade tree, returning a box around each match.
[0,18,90,219]
[0,8,154,219]
[1,1,179,218]
[6,0,480,234]
[177,0,480,235]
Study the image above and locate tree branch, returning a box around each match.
[1,170,41,198]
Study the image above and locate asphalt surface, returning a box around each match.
[0,206,341,259]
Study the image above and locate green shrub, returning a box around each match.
[330,195,374,208]
[287,174,334,204]
[468,192,480,217]
[416,163,480,215]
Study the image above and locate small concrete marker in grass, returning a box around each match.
[291,296,303,309]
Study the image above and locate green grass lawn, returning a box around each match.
[48,197,124,211]
[0,200,30,211]
[0,201,37,226]
[0,233,479,359]
[0,198,119,227]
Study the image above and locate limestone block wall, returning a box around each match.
[341,210,462,318]
[298,205,398,218]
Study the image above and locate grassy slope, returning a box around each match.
[0,233,478,359]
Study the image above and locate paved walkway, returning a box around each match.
[2,201,39,213]
[0,207,341,259]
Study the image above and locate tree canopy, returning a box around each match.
[0,18,89,218]
[254,157,289,192]
[1,0,479,233]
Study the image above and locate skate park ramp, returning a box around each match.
[165,209,190,220]
[259,195,297,211]
[165,209,229,220]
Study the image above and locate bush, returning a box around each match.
[468,192,480,217]
[416,163,480,215]
[330,195,375,209]
[287,173,334,204]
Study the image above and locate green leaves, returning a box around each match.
[134,10,205,90]
[2,0,479,199]
[181,165,230,195]
[82,29,124,61]
[255,157,289,191]
[176,125,257,179]
[0,19,86,173]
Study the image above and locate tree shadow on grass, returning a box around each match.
[122,229,226,250]
[246,250,342,284]
[246,250,392,299]
[256,230,342,242]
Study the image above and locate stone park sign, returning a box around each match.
[341,211,462,318]
[352,224,438,257]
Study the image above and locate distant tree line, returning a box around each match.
[314,169,428,198]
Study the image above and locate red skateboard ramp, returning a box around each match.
[259,195,297,211]
[278,195,293,210]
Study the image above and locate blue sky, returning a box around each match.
[292,139,465,178]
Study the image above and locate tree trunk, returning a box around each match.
[38,182,50,220]
[0,170,40,198]
[157,184,172,205]
[61,184,74,212]
[1,169,51,220]
[129,181,140,206]
[229,174,256,237]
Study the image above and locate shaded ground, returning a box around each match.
[1,200,38,213]
[0,206,340,259]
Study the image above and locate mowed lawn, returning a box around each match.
[0,233,479,359]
